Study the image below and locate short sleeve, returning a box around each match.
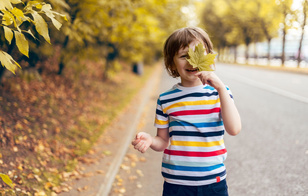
[154,97,169,128]
[226,85,234,100]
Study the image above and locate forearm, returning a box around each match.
[150,135,169,152]
[217,87,241,136]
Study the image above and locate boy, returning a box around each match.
[132,27,241,196]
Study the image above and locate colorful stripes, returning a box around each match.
[162,170,226,181]
[155,118,168,125]
[163,99,220,113]
[169,130,224,137]
[169,108,221,117]
[160,92,218,105]
[170,139,224,147]
[153,84,233,186]
[164,149,227,157]
[169,121,223,128]
[162,163,224,172]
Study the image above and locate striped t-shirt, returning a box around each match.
[154,83,233,186]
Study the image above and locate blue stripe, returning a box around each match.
[169,130,224,137]
[160,92,218,105]
[162,163,224,172]
[156,109,168,118]
[160,89,182,97]
[162,170,226,181]
[204,85,215,90]
[169,121,223,128]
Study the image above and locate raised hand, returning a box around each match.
[131,132,153,153]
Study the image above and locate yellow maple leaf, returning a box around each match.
[186,43,217,71]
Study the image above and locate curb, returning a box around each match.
[96,64,162,196]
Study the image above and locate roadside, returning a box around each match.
[223,61,308,75]
[109,68,179,196]
[58,63,163,196]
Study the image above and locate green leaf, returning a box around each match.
[31,11,51,44]
[0,173,14,188]
[14,30,29,57]
[0,50,21,74]
[186,43,217,71]
[3,26,13,44]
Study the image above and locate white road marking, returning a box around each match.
[227,73,308,104]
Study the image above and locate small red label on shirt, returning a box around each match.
[216,176,221,182]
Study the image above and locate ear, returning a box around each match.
[171,64,179,77]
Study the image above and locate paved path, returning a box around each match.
[109,63,308,196]
[59,64,162,196]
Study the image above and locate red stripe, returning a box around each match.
[170,108,221,116]
[164,149,227,157]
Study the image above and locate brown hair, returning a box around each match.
[163,27,214,78]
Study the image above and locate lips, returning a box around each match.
[186,68,199,72]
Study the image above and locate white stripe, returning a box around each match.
[166,104,221,113]
[169,145,225,152]
[163,154,226,163]
[170,125,224,132]
[170,135,223,142]
[171,114,221,122]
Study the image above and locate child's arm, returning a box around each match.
[132,128,169,153]
[196,71,242,136]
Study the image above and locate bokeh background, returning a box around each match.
[0,0,307,195]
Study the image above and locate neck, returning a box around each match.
[180,80,203,87]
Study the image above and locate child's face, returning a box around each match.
[173,40,207,87]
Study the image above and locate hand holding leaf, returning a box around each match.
[186,43,217,71]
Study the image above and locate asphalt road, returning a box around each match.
[110,63,308,196]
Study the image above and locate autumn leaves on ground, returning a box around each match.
[0,56,154,195]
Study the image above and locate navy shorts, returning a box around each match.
[162,179,228,196]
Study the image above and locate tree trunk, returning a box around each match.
[267,38,271,66]
[233,45,237,64]
[281,6,287,67]
[245,42,249,64]
[217,46,221,62]
[58,36,69,75]
[297,0,307,68]
[282,27,286,67]
[254,41,258,65]
[102,43,119,81]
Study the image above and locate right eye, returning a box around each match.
[180,55,188,58]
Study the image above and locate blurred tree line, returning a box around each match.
[0,0,191,82]
[200,0,308,68]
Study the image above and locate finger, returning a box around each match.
[137,141,145,152]
[195,72,202,77]
[134,140,142,149]
[140,144,149,153]
[131,138,139,146]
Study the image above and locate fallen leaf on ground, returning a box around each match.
[139,157,146,162]
[77,186,88,192]
[136,170,144,177]
[96,170,105,174]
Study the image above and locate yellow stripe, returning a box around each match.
[163,99,220,113]
[171,139,224,147]
[155,118,168,125]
